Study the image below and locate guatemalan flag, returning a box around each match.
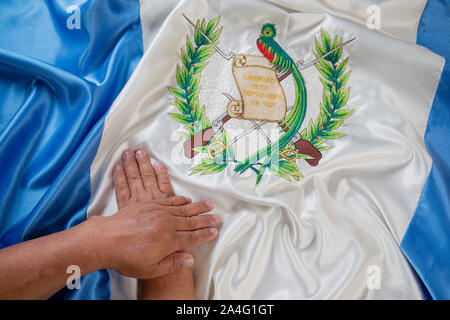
[0,0,448,299]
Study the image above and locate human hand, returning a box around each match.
[93,150,220,279]
[114,149,179,205]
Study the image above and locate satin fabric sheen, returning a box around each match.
[88,0,444,299]
[0,0,143,299]
[263,0,427,43]
[401,0,450,300]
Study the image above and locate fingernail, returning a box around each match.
[186,197,192,203]
[212,214,221,223]
[115,163,123,170]
[154,161,163,171]
[209,228,218,236]
[124,150,133,159]
[136,149,146,158]
[205,200,214,209]
[183,257,194,269]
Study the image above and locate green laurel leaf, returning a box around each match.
[206,16,220,35]
[321,29,331,52]
[315,37,327,57]
[325,120,344,131]
[300,128,308,140]
[308,119,316,141]
[315,63,333,79]
[319,131,346,139]
[176,65,185,88]
[315,53,334,75]
[181,49,190,71]
[336,87,350,109]
[320,78,333,93]
[168,112,191,123]
[336,57,349,78]
[186,36,194,56]
[336,70,351,90]
[172,98,189,113]
[193,62,208,74]
[268,158,304,181]
[317,145,332,152]
[192,146,208,153]
[209,26,223,42]
[333,109,354,119]
[194,45,217,62]
[168,87,186,100]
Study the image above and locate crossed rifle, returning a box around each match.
[182,14,356,166]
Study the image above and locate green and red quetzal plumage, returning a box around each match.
[234,23,307,184]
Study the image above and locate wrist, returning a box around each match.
[75,216,112,272]
[138,269,196,300]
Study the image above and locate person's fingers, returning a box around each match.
[154,196,192,207]
[146,252,194,279]
[154,161,175,197]
[175,214,221,231]
[122,150,145,198]
[113,163,130,209]
[135,149,162,199]
[177,228,218,250]
[170,200,214,217]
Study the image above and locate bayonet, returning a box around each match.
[278,37,357,80]
[211,111,230,134]
[299,37,356,69]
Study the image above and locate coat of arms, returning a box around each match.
[168,15,355,184]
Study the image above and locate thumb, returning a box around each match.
[147,252,194,278]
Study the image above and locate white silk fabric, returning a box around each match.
[88,0,444,299]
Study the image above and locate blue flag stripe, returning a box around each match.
[0,0,143,299]
[401,0,450,300]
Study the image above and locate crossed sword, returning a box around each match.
[182,14,356,165]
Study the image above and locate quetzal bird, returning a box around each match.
[234,23,307,184]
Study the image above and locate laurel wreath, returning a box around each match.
[168,19,353,182]
[167,17,235,175]
[302,30,354,150]
[168,17,222,138]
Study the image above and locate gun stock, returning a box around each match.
[183,127,215,158]
[279,123,322,166]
